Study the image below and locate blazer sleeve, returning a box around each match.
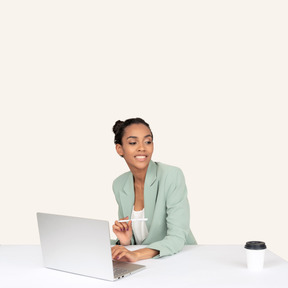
[147,167,191,257]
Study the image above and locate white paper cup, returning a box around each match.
[245,241,266,271]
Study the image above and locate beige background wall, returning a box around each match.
[1,1,287,260]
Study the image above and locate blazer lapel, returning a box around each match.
[119,172,135,219]
[144,161,158,230]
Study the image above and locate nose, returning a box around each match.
[137,142,145,151]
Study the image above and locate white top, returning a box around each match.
[131,207,148,244]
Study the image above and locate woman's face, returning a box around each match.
[116,123,154,172]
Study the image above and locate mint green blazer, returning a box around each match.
[112,160,197,258]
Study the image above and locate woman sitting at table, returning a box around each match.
[111,118,197,262]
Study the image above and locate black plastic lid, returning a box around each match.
[245,241,266,250]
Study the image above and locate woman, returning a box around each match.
[111,118,196,262]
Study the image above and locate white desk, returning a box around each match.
[1,245,288,287]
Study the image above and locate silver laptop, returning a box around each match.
[36,212,145,281]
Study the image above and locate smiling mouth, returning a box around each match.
[135,155,147,160]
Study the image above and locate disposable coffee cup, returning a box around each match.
[244,241,266,271]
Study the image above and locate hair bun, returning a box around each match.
[112,120,124,135]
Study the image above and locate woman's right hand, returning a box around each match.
[112,217,132,246]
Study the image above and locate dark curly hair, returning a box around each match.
[112,118,153,145]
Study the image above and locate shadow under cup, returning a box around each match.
[245,241,267,271]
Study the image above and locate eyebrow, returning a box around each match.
[126,134,153,140]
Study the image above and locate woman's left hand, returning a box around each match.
[111,246,159,262]
[111,245,139,262]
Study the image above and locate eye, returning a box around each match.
[129,142,137,145]
[145,141,152,144]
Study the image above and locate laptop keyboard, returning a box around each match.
[113,261,130,278]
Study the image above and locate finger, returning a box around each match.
[115,249,127,260]
[121,222,129,231]
[111,245,122,250]
[112,245,124,252]
[112,225,122,232]
[114,222,126,232]
[119,220,131,232]
[112,247,125,260]
[111,246,120,258]
[112,249,119,259]
[117,250,134,262]
[118,217,129,230]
